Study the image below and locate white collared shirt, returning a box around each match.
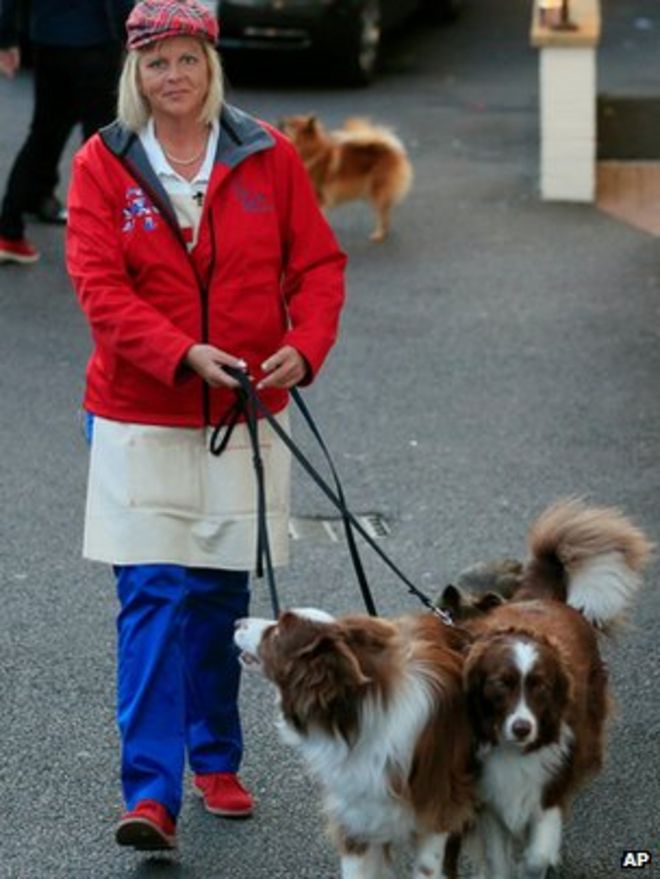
[139,117,219,250]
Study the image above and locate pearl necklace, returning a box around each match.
[162,143,206,166]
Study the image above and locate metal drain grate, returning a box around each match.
[358,513,391,539]
[289,513,390,544]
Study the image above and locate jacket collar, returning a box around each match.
[215,103,275,167]
[98,103,276,235]
[99,102,274,169]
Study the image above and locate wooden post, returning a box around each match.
[531,0,601,202]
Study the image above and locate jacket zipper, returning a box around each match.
[121,157,212,425]
[203,209,219,425]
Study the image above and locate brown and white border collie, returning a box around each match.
[235,609,474,879]
[460,499,652,879]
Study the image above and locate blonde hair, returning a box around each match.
[117,40,224,132]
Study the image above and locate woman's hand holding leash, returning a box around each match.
[185,344,306,389]
[258,346,307,389]
[184,344,248,388]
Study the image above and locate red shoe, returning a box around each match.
[0,236,40,265]
[115,799,177,850]
[193,772,254,817]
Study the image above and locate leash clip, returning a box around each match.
[430,605,454,626]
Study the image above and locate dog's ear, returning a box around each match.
[335,638,371,687]
[438,584,466,614]
[298,632,371,688]
[305,114,318,132]
[275,611,334,657]
[463,644,500,743]
[474,591,505,613]
[277,610,301,630]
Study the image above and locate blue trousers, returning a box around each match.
[114,564,250,818]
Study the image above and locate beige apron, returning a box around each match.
[84,411,291,570]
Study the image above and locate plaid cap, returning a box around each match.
[126,0,219,50]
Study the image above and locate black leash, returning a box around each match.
[209,368,451,626]
[210,383,281,617]
[287,387,376,617]
[210,379,370,617]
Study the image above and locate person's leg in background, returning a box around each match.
[0,46,79,260]
[77,42,123,140]
[113,563,188,850]
[183,568,255,817]
[29,42,123,229]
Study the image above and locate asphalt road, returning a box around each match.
[1,1,658,877]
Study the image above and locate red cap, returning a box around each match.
[126,0,219,51]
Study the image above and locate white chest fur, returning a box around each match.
[477,727,573,836]
[277,667,435,843]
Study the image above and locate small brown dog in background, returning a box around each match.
[279,114,413,242]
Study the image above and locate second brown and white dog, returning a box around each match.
[235,608,474,879]
[460,499,652,879]
[279,114,413,242]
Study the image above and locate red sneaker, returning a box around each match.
[0,236,40,265]
[193,772,254,817]
[115,799,177,850]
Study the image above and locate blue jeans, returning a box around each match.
[114,564,250,818]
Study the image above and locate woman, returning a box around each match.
[66,0,346,852]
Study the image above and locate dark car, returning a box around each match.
[211,0,462,86]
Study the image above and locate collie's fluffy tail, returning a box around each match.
[525,498,652,627]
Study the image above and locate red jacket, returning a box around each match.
[66,104,347,427]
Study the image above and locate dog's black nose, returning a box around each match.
[512,718,533,740]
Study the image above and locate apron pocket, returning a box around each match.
[125,425,203,515]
